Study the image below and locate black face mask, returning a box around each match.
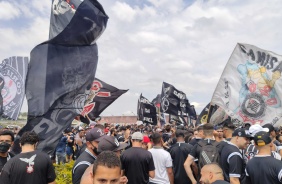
[90,142,99,155]
[0,142,11,153]
[92,146,99,155]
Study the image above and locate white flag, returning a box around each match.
[211,43,282,127]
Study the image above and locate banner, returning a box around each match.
[196,103,210,125]
[211,43,282,126]
[12,0,108,155]
[80,78,128,122]
[152,94,161,108]
[161,82,193,117]
[137,94,157,125]
[0,57,28,120]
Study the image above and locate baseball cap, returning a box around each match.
[254,131,272,146]
[64,128,72,134]
[136,121,144,126]
[232,128,252,138]
[89,121,97,128]
[132,132,143,140]
[143,136,150,143]
[98,136,128,152]
[85,128,105,142]
[156,128,163,133]
[262,124,275,132]
[249,124,269,137]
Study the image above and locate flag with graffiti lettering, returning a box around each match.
[79,78,128,122]
[211,43,282,127]
[0,56,28,120]
[138,94,157,125]
[12,0,108,155]
[160,82,189,117]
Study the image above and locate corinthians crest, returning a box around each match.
[0,57,28,120]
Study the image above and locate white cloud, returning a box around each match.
[0,1,21,20]
[111,1,137,22]
[3,0,282,116]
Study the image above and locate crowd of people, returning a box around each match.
[1,118,282,184]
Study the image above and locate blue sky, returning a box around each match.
[1,0,282,116]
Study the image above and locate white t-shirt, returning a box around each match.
[149,147,173,184]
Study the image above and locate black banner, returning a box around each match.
[196,103,210,125]
[152,94,166,126]
[0,56,28,120]
[160,82,193,117]
[137,94,157,125]
[80,78,128,122]
[12,0,108,155]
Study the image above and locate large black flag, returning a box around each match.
[161,82,188,116]
[196,103,210,125]
[79,78,128,122]
[0,57,28,120]
[186,102,197,120]
[152,94,166,126]
[137,94,157,125]
[12,0,108,155]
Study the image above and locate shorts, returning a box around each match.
[66,146,73,156]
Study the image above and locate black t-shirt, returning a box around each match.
[0,152,14,171]
[212,180,230,184]
[0,150,56,184]
[169,142,193,184]
[72,148,96,184]
[189,138,202,146]
[245,155,282,184]
[219,142,245,182]
[189,139,219,160]
[121,147,155,184]
[116,134,125,142]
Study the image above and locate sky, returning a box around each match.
[1,0,282,116]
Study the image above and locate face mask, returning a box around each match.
[93,146,99,155]
[0,142,11,153]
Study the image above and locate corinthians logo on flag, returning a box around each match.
[211,43,282,126]
[0,57,28,120]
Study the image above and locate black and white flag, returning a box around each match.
[0,57,28,120]
[79,78,128,122]
[12,0,108,155]
[137,94,157,125]
[160,82,188,116]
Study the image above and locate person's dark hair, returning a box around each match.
[93,151,121,175]
[0,130,14,142]
[184,133,193,143]
[176,130,185,138]
[197,125,204,132]
[203,123,214,136]
[151,132,162,144]
[20,131,39,146]
[222,117,235,130]
[165,125,171,132]
[119,126,126,131]
[110,128,116,135]
[126,125,131,130]
[94,124,105,130]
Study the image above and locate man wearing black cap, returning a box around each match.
[72,127,104,184]
[245,131,282,184]
[263,123,282,157]
[169,130,193,184]
[98,136,128,156]
[219,128,251,184]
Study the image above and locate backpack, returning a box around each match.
[198,139,220,169]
